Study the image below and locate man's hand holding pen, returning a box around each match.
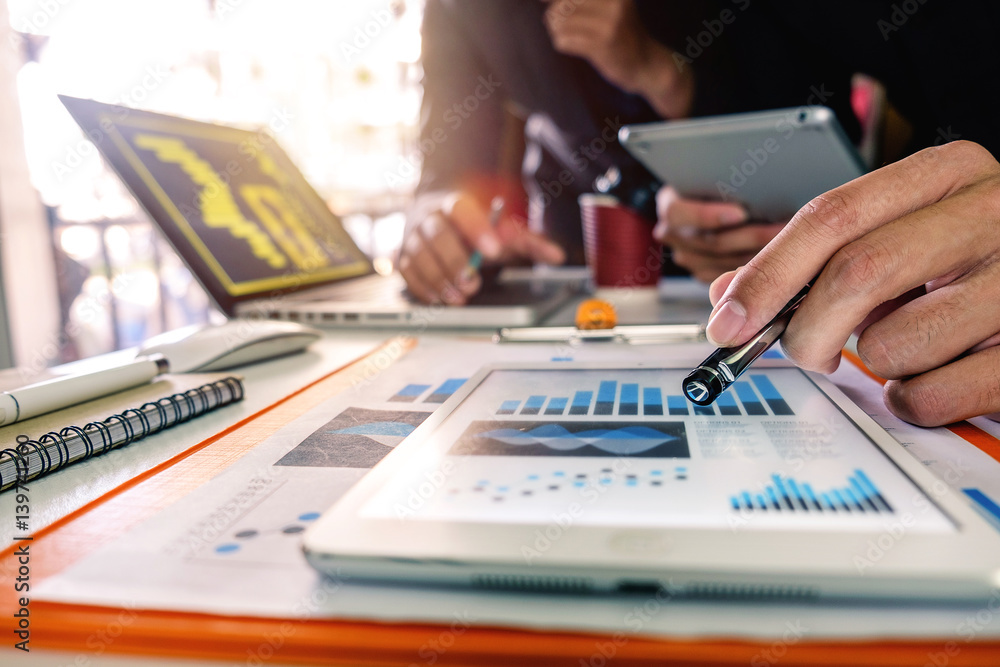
[704,141,1000,427]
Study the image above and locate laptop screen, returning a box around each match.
[60,96,373,316]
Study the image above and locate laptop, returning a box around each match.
[59,96,579,328]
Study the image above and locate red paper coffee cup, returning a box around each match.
[579,193,662,289]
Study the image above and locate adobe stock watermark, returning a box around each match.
[579,581,678,667]
[339,2,401,63]
[348,334,415,394]
[384,74,502,189]
[242,566,351,666]
[7,0,72,51]
[715,85,834,200]
[532,115,624,211]
[393,461,456,519]
[877,0,928,40]
[51,64,175,182]
[727,417,841,533]
[406,611,476,667]
[853,458,970,575]
[749,619,809,667]
[17,268,143,382]
[671,0,751,72]
[521,457,635,564]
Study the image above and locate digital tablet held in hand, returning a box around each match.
[619,106,866,222]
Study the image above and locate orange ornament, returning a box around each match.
[575,298,617,330]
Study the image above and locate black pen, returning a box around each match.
[682,281,813,406]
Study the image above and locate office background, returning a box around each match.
[0,0,421,369]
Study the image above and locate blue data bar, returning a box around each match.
[546,397,568,415]
[390,383,430,402]
[620,383,639,416]
[716,391,741,415]
[497,400,521,415]
[595,381,617,415]
[734,381,767,415]
[733,471,892,514]
[750,375,794,415]
[643,387,663,415]
[570,391,593,415]
[425,378,467,403]
[521,395,546,415]
[667,395,689,415]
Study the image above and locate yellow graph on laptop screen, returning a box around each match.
[101,111,371,298]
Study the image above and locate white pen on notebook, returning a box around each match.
[0,355,168,427]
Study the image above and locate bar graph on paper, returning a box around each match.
[389,379,467,404]
[493,375,794,418]
[730,469,894,514]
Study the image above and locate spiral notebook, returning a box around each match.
[0,374,244,492]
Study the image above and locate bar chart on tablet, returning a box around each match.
[490,375,794,418]
[360,366,955,533]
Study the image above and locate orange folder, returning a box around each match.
[3,340,1000,666]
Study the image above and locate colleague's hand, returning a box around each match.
[653,186,785,283]
[705,141,1000,427]
[543,0,692,118]
[398,192,565,305]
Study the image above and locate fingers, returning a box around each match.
[398,212,476,305]
[706,141,1000,348]
[856,257,1000,379]
[884,346,1000,427]
[655,185,749,232]
[398,193,567,304]
[655,186,778,283]
[782,175,1000,373]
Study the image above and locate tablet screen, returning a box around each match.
[361,367,955,534]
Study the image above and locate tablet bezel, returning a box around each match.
[303,360,1000,602]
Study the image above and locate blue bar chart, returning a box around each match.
[493,377,795,417]
[390,379,468,404]
[750,375,794,416]
[425,378,467,403]
[730,469,894,513]
[389,384,431,403]
[643,387,663,415]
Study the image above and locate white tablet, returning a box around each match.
[619,106,866,221]
[303,361,1000,602]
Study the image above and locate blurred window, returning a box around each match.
[8,0,421,360]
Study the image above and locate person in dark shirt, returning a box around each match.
[403,0,1000,427]
[400,0,859,303]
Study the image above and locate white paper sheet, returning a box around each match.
[35,336,1000,642]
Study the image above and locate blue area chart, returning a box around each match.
[475,424,680,456]
[451,421,690,458]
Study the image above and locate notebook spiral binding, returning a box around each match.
[0,376,244,493]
